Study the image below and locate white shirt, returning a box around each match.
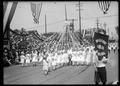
[93,51,108,67]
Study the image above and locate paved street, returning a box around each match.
[3,50,118,84]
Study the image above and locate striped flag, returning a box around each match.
[98,1,111,14]
[30,2,42,24]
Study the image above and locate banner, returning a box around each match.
[94,32,109,61]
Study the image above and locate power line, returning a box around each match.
[26,19,65,30]
[81,15,118,20]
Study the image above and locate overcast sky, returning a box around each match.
[9,1,118,38]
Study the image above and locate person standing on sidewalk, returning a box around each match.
[93,49,109,85]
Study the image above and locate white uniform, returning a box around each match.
[92,50,108,67]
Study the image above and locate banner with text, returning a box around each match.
[94,32,109,61]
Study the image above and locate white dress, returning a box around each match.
[32,53,38,62]
[86,51,91,64]
[47,55,52,68]
[43,60,48,71]
[63,53,68,64]
[38,54,43,62]
[26,54,30,63]
[52,56,56,67]
[20,55,25,63]
[77,51,82,63]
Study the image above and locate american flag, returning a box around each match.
[98,1,111,14]
[30,2,42,24]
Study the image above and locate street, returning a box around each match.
[4,50,118,84]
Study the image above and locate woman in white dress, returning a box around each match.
[84,48,89,65]
[51,54,56,70]
[71,52,76,66]
[77,50,82,65]
[56,53,60,68]
[47,53,52,72]
[32,50,38,66]
[20,52,25,66]
[43,58,49,75]
[81,49,86,65]
[25,53,31,66]
[85,48,92,65]
[38,53,43,63]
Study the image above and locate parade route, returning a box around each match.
[3,50,118,84]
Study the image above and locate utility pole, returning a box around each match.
[96,18,99,32]
[104,22,107,34]
[45,14,47,33]
[76,2,83,35]
[79,1,81,35]
[65,4,67,21]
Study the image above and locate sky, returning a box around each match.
[9,1,118,39]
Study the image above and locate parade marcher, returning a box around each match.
[84,48,89,65]
[93,53,108,85]
[15,51,19,63]
[25,52,31,66]
[32,50,38,67]
[42,57,49,75]
[20,52,25,66]
[47,53,52,72]
[93,30,109,85]
[108,44,111,53]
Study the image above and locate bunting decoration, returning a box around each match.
[30,2,42,24]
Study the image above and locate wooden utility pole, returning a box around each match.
[79,1,81,35]
[65,4,67,21]
[76,2,83,35]
[45,14,47,33]
[96,18,99,32]
[104,22,107,34]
